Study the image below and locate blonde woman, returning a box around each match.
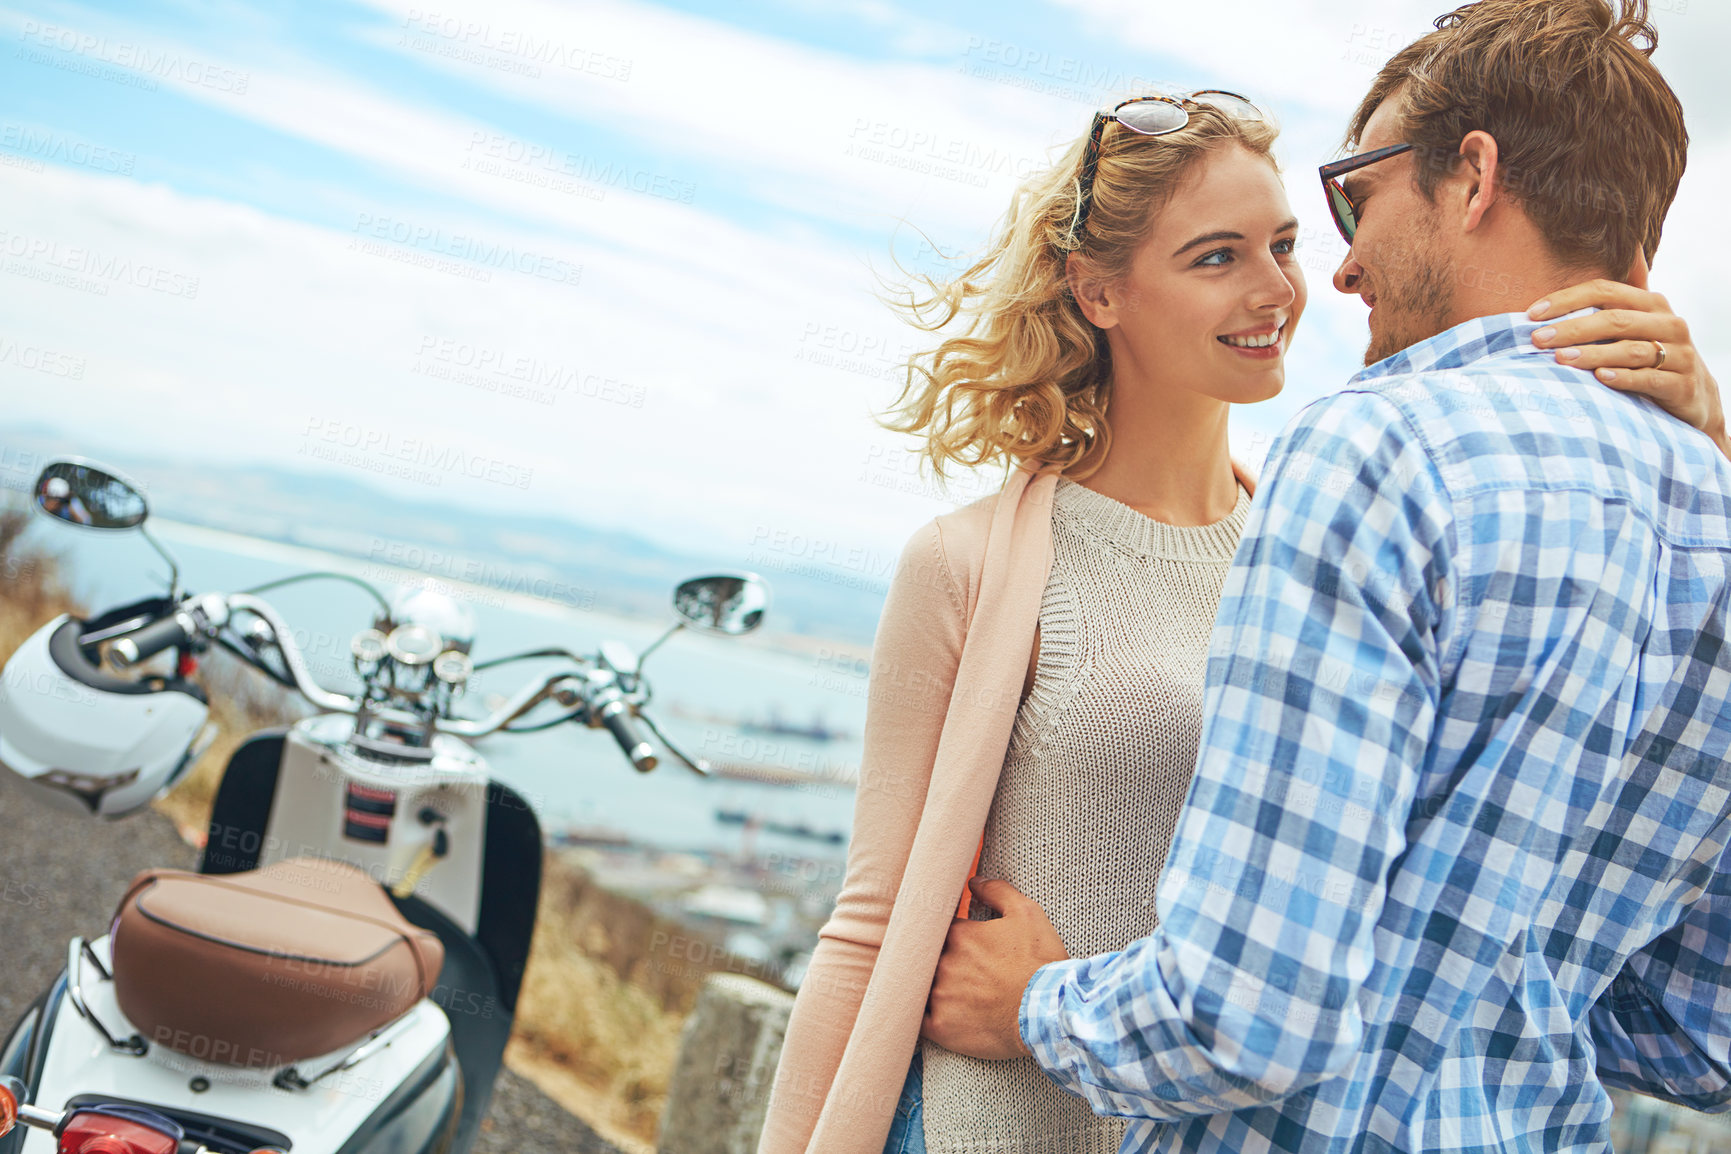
[757,91,1721,1154]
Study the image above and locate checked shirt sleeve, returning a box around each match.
[1020,389,1458,1118]
[1587,879,1731,1112]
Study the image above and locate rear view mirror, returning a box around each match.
[672,573,769,636]
[34,461,148,530]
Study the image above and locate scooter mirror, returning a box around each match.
[34,460,149,530]
[671,572,769,636]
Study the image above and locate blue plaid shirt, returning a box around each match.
[1020,310,1731,1152]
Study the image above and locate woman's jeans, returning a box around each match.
[882,1046,926,1153]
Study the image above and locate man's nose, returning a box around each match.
[1333,251,1364,295]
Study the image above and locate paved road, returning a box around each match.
[0,770,621,1154]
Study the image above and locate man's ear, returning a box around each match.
[1065,251,1116,329]
[1457,130,1502,233]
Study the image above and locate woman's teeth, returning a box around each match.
[1220,326,1283,349]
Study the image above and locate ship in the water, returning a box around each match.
[716,809,847,846]
[665,700,854,743]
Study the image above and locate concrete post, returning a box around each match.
[657,973,794,1154]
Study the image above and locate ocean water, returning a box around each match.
[23,515,865,862]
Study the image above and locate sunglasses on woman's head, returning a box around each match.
[1319,142,1416,244]
[1065,90,1266,249]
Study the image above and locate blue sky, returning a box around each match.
[0,0,1724,565]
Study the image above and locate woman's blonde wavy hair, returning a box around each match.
[880,101,1280,486]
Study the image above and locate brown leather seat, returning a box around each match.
[110,856,445,1067]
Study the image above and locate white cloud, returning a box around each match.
[1041,0,1726,143]
[0,156,955,563]
[347,0,1085,236]
[1,0,1724,581]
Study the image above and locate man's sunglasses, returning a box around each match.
[1319,142,1416,244]
[1065,91,1265,249]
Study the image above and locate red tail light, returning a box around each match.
[0,1077,16,1137]
[57,1111,179,1154]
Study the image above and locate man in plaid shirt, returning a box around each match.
[924,1,1731,1150]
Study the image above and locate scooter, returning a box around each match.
[0,458,770,1154]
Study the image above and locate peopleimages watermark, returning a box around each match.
[462,151,605,204]
[398,10,632,82]
[856,443,998,507]
[364,539,597,611]
[744,523,896,594]
[348,213,583,290]
[0,877,49,911]
[956,36,1170,107]
[0,444,129,494]
[16,20,250,94]
[1340,23,1410,71]
[0,123,135,174]
[2,255,107,298]
[463,132,695,204]
[0,654,102,708]
[298,417,535,491]
[793,320,920,384]
[0,333,86,380]
[845,119,1041,188]
[0,227,200,300]
[886,231,971,281]
[697,729,859,797]
[411,335,646,409]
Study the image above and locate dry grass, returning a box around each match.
[512,860,687,1144]
[0,507,81,658]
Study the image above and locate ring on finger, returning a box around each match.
[1652,341,1668,370]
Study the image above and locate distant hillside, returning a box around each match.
[0,425,888,646]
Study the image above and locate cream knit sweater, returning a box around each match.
[919,474,1251,1153]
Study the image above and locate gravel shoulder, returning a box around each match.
[0,771,621,1154]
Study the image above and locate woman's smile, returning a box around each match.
[1218,321,1287,359]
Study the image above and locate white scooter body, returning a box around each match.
[19,938,456,1154]
[227,715,492,934]
[3,705,539,1154]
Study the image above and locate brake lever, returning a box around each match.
[634,709,711,777]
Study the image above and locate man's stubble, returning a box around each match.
[1362,203,1457,366]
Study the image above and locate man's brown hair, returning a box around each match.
[1347,0,1687,279]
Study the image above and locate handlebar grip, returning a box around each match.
[598,699,658,772]
[109,613,192,670]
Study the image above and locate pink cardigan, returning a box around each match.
[757,456,1258,1154]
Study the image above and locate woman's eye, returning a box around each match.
[1273,237,1297,256]
[1195,248,1233,267]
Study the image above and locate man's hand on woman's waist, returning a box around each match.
[921,876,1069,1061]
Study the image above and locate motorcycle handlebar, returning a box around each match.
[598,698,658,772]
[222,593,628,743]
[194,592,657,757]
[108,613,191,670]
[224,594,360,715]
